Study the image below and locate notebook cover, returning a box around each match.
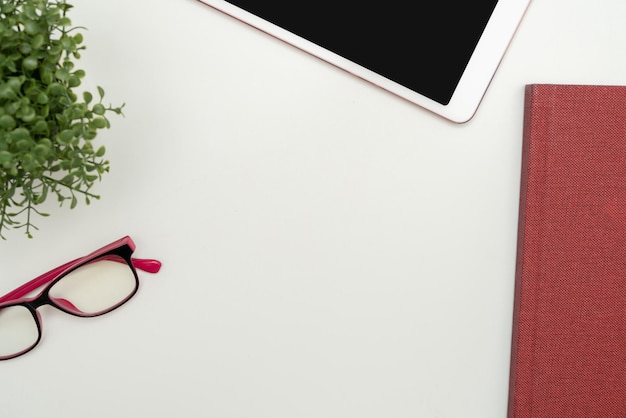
[508,84,626,417]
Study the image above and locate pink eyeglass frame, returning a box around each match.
[0,236,161,360]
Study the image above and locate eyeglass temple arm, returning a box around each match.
[0,257,161,304]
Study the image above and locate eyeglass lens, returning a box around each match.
[0,255,138,359]
[0,306,39,358]
[49,255,137,316]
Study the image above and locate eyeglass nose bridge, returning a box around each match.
[23,290,94,333]
[22,291,56,312]
[16,292,75,334]
[18,287,83,316]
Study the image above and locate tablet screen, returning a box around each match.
[220,1,499,105]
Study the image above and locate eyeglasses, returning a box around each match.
[0,236,161,360]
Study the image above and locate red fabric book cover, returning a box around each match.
[508,84,626,417]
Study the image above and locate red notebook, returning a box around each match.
[508,84,626,417]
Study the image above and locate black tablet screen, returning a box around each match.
[222,2,499,105]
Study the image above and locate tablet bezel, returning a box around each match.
[195,0,531,123]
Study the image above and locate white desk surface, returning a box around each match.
[2,1,625,417]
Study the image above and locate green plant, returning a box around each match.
[0,0,123,238]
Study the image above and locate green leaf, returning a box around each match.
[61,174,74,185]
[32,120,49,134]
[67,75,81,88]
[36,92,49,104]
[89,117,107,129]
[0,115,16,130]
[0,151,13,164]
[17,106,37,122]
[31,33,45,50]
[57,129,74,144]
[61,36,76,52]
[7,77,24,92]
[16,138,33,151]
[91,103,105,115]
[58,17,72,27]
[24,20,40,35]
[9,128,30,141]
[47,82,65,96]
[0,84,17,100]
[55,68,70,81]
[22,56,38,71]
[40,67,54,84]
[19,43,32,55]
[33,143,51,158]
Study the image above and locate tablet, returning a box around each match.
[195,0,531,123]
